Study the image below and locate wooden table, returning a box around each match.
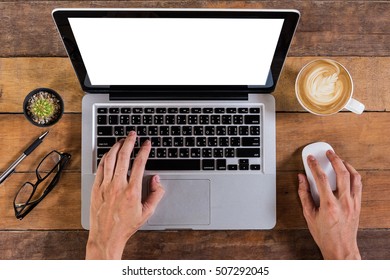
[1,1,389,260]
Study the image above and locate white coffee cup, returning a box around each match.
[295,59,364,115]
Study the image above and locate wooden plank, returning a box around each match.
[0,114,81,173]
[0,229,389,259]
[0,1,389,57]
[0,172,81,229]
[1,57,389,113]
[1,171,389,230]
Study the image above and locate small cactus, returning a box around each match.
[26,91,62,125]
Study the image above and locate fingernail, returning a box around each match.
[154,175,160,183]
[327,149,334,155]
[297,174,303,183]
[129,130,136,136]
[308,155,315,162]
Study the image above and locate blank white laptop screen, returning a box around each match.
[68,18,284,86]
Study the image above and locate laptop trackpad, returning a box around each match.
[147,179,210,226]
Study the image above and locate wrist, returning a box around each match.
[86,237,126,260]
[322,245,361,260]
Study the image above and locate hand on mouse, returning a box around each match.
[86,131,165,260]
[298,150,362,260]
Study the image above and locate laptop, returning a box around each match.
[53,8,300,230]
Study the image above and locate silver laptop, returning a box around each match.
[53,8,299,230]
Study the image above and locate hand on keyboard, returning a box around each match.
[86,131,165,259]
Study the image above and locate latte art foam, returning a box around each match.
[296,59,353,115]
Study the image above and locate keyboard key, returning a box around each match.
[191,108,202,113]
[154,115,164,125]
[249,108,260,113]
[239,163,249,170]
[131,115,141,125]
[239,126,249,135]
[250,164,261,170]
[182,126,193,135]
[233,115,243,124]
[196,137,207,146]
[168,148,178,158]
[146,159,201,170]
[179,148,189,158]
[203,108,213,113]
[215,108,225,113]
[120,115,130,125]
[121,108,131,113]
[242,137,260,146]
[202,148,212,158]
[202,159,215,170]
[236,148,260,157]
[156,108,166,114]
[219,137,229,146]
[97,115,107,125]
[143,115,153,124]
[222,115,232,124]
[109,115,118,125]
[226,108,236,113]
[145,108,155,114]
[109,108,120,114]
[225,148,235,157]
[151,137,161,147]
[180,108,190,113]
[148,126,158,135]
[245,115,260,124]
[191,148,201,157]
[114,126,124,136]
[228,126,237,135]
[185,137,195,147]
[156,148,166,158]
[199,115,209,124]
[136,126,147,136]
[160,126,170,135]
[133,108,143,113]
[230,137,241,146]
[188,115,198,124]
[97,137,116,147]
[162,137,172,147]
[168,108,178,114]
[213,148,224,158]
[97,148,110,158]
[211,115,221,124]
[227,164,238,170]
[173,137,184,146]
[171,126,181,135]
[250,126,260,135]
[97,126,112,136]
[216,159,227,170]
[165,115,175,124]
[238,108,248,113]
[194,126,204,135]
[204,126,215,135]
[176,115,187,124]
[97,108,107,114]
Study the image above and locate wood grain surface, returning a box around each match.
[1,57,389,113]
[0,1,389,57]
[0,0,389,260]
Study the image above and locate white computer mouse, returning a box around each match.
[302,142,337,206]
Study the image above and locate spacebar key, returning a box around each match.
[145,159,201,170]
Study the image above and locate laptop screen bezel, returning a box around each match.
[53,9,299,95]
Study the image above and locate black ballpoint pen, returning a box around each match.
[0,131,49,185]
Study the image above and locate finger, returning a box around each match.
[127,140,151,195]
[93,154,105,189]
[297,173,316,219]
[344,161,363,204]
[91,154,105,208]
[142,175,165,221]
[307,155,334,204]
[102,139,124,185]
[113,131,137,181]
[326,150,351,197]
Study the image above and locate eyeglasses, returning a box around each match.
[13,150,71,220]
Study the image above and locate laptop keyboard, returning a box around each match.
[95,105,262,171]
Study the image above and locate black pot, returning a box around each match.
[23,88,64,127]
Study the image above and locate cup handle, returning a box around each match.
[345,98,365,114]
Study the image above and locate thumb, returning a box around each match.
[142,175,165,220]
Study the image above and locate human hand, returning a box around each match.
[86,131,165,260]
[298,150,362,260]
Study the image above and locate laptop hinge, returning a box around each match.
[109,92,248,101]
